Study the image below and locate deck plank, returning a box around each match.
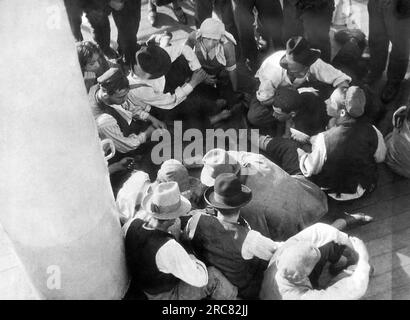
[1,0,410,300]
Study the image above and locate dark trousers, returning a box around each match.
[264,137,303,176]
[64,0,84,42]
[368,0,410,82]
[195,0,239,43]
[112,0,142,66]
[85,9,112,53]
[232,0,283,62]
[64,0,141,65]
[282,0,334,63]
[155,56,219,132]
[309,242,346,288]
[247,96,276,129]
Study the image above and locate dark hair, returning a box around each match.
[76,41,102,74]
[97,68,129,95]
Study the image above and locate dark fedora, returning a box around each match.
[134,43,171,79]
[281,36,321,67]
[204,173,252,210]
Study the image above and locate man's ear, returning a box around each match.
[99,88,110,100]
[340,109,346,118]
[290,111,296,118]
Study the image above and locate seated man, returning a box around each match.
[248,36,351,132]
[126,42,209,129]
[385,105,410,178]
[183,173,279,299]
[117,159,205,225]
[89,67,155,163]
[260,86,329,140]
[259,86,387,201]
[260,223,371,300]
[124,181,238,300]
[200,148,328,241]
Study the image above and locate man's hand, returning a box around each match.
[350,237,369,262]
[150,116,167,129]
[108,157,133,174]
[203,73,217,86]
[189,68,208,87]
[144,125,156,139]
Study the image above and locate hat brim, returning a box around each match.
[141,192,191,220]
[204,185,252,210]
[200,163,241,187]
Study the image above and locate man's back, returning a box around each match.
[187,212,266,299]
[125,218,179,295]
[313,119,378,195]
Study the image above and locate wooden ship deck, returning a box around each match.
[1,0,410,299]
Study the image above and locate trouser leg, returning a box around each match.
[300,5,334,63]
[155,266,238,300]
[112,0,142,66]
[255,0,284,50]
[195,0,214,28]
[214,0,240,42]
[64,0,84,41]
[368,0,389,76]
[385,4,410,82]
[85,9,111,53]
[247,96,276,129]
[264,137,302,175]
[232,0,258,62]
[282,0,303,43]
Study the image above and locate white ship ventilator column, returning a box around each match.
[0,0,129,299]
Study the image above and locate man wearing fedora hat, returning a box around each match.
[117,159,205,226]
[257,86,387,201]
[282,0,336,63]
[124,181,238,300]
[89,68,156,163]
[248,36,350,132]
[183,173,279,299]
[126,42,211,125]
[198,148,328,241]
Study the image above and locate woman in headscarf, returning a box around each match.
[185,18,240,104]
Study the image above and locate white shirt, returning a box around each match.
[155,238,208,288]
[96,103,147,154]
[127,43,201,112]
[184,211,278,261]
[255,50,352,103]
[261,223,370,300]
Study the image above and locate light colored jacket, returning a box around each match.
[228,151,328,241]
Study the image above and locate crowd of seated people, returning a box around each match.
[65,0,410,300]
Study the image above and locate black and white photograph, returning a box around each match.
[0,0,410,305]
